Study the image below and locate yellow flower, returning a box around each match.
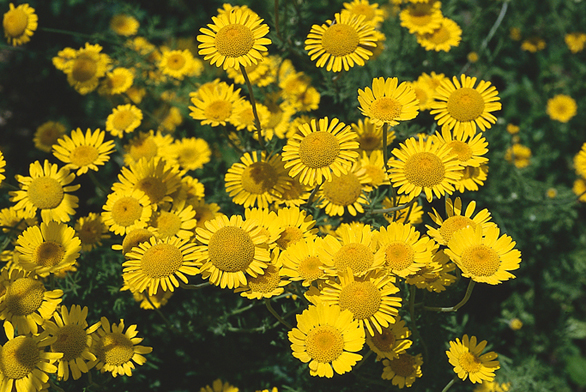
[505,144,532,169]
[92,317,152,377]
[288,302,365,378]
[159,49,195,80]
[351,118,395,152]
[0,320,62,391]
[399,1,442,34]
[382,195,424,225]
[416,17,462,52]
[521,37,546,52]
[3,3,37,46]
[10,160,80,223]
[197,8,271,70]
[358,77,419,127]
[574,142,586,178]
[546,94,577,123]
[432,128,489,168]
[34,121,66,152]
[101,189,153,236]
[62,43,112,95]
[366,316,412,360]
[405,249,457,292]
[75,213,110,251]
[98,67,134,95]
[305,11,377,72]
[468,51,479,63]
[574,178,586,202]
[430,74,501,138]
[358,150,390,188]
[343,0,385,28]
[445,225,521,285]
[447,335,500,383]
[123,131,176,166]
[112,228,155,256]
[172,137,211,171]
[225,53,278,87]
[110,14,139,36]
[232,100,271,132]
[382,353,423,388]
[282,117,359,186]
[200,379,240,392]
[317,163,372,216]
[52,128,115,175]
[508,318,523,331]
[565,32,586,53]
[506,123,519,134]
[235,256,289,299]
[106,104,143,138]
[189,81,245,127]
[279,237,325,286]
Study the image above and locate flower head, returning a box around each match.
[546,94,577,123]
[358,77,419,127]
[3,3,37,46]
[110,14,139,36]
[52,128,115,175]
[446,334,500,383]
[106,104,143,138]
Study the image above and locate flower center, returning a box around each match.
[129,138,158,162]
[78,219,103,245]
[360,134,380,151]
[156,212,182,238]
[458,351,482,373]
[6,278,45,316]
[322,24,360,57]
[370,328,396,353]
[298,256,323,282]
[167,53,186,70]
[27,177,64,209]
[121,229,154,254]
[111,196,144,227]
[72,57,98,83]
[404,151,445,188]
[390,353,416,377]
[39,126,61,146]
[384,242,415,272]
[276,227,304,250]
[112,110,137,131]
[350,5,375,21]
[339,280,381,320]
[215,24,255,58]
[0,336,40,380]
[241,162,278,195]
[96,332,134,366]
[33,241,65,267]
[447,140,473,162]
[370,98,403,122]
[205,100,233,122]
[109,73,128,89]
[247,264,280,293]
[298,131,341,169]
[305,325,344,363]
[322,173,362,207]
[136,177,167,204]
[446,88,485,122]
[461,244,500,277]
[208,226,255,272]
[52,324,88,361]
[333,243,374,274]
[440,216,475,244]
[70,145,100,167]
[141,243,183,278]
[427,25,450,44]
[3,8,28,37]
[408,4,434,25]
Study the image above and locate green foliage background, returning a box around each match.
[0,0,585,391]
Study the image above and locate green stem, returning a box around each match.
[367,198,414,215]
[239,64,265,150]
[424,280,476,312]
[408,286,429,364]
[441,377,458,392]
[304,181,322,208]
[88,171,108,195]
[144,293,181,334]
[264,298,293,329]
[382,123,390,172]
[353,349,373,371]
[179,281,210,290]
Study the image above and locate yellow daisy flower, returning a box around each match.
[110,14,139,36]
[357,77,419,127]
[374,221,435,278]
[455,164,488,193]
[264,100,296,140]
[282,117,359,186]
[102,188,153,236]
[232,100,271,132]
[98,67,134,95]
[106,104,143,138]
[574,143,586,178]
[343,0,385,27]
[172,137,211,171]
[279,237,326,287]
[388,136,463,202]
[426,197,494,246]
[195,214,271,289]
[75,213,110,251]
[34,121,66,152]
[225,53,278,87]
[200,378,239,392]
[446,335,500,383]
[565,32,586,53]
[272,175,311,208]
[3,3,38,46]
[320,269,402,336]
[191,199,221,229]
[197,8,271,70]
[316,163,372,216]
[92,317,152,377]
[546,94,577,123]
[366,316,412,360]
[43,305,100,381]
[0,270,63,334]
[288,302,365,378]
[14,220,81,277]
[433,127,489,168]
[235,256,289,299]
[129,287,173,310]
[0,320,62,391]
[52,128,115,176]
[504,144,531,169]
[305,11,377,72]
[172,175,205,204]
[64,43,112,95]
[189,81,245,127]
[159,49,194,80]
[446,225,521,285]
[521,36,546,52]
[273,206,318,251]
[408,80,435,111]
[405,249,457,292]
[400,1,442,34]
[474,380,511,392]
[151,202,197,240]
[351,118,395,152]
[416,17,462,52]
[358,150,390,188]
[123,236,200,295]
[382,353,423,388]
[431,74,501,138]
[11,160,80,223]
[113,157,183,207]
[0,206,37,235]
[123,131,176,166]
